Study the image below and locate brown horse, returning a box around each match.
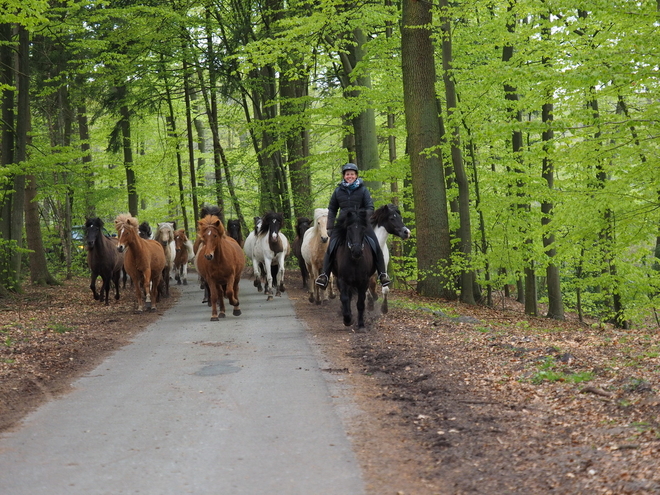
[173,228,194,285]
[114,214,166,313]
[292,216,311,290]
[196,215,244,321]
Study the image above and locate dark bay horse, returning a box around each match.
[196,215,244,321]
[138,221,152,239]
[115,214,166,312]
[292,216,311,290]
[333,209,375,330]
[367,203,412,313]
[84,217,125,305]
[226,219,244,247]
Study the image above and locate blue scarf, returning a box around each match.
[342,178,361,191]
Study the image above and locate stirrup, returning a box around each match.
[315,273,329,289]
[379,273,391,287]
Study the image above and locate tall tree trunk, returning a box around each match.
[25,174,59,285]
[503,2,536,314]
[0,22,17,294]
[182,56,197,232]
[401,0,455,299]
[117,85,138,216]
[77,104,95,219]
[540,14,564,320]
[439,0,476,305]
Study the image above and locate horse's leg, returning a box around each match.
[143,270,153,311]
[90,272,100,301]
[381,285,389,314]
[356,287,367,330]
[329,274,337,300]
[112,269,121,301]
[277,255,286,295]
[101,274,111,305]
[133,274,145,313]
[217,283,227,318]
[264,258,274,301]
[231,278,241,316]
[208,281,219,321]
[252,258,263,292]
[181,262,188,285]
[339,283,353,327]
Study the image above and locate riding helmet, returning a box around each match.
[341,163,359,175]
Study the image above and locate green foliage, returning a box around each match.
[529,356,595,385]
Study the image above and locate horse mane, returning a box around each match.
[198,215,226,236]
[313,208,328,222]
[335,208,368,242]
[138,221,152,238]
[259,211,283,235]
[174,228,187,239]
[85,217,104,229]
[115,213,138,231]
[371,203,399,225]
[200,205,222,218]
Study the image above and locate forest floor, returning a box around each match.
[1,271,659,494]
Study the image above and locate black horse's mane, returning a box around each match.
[335,208,369,243]
[259,211,283,235]
[200,205,221,218]
[295,216,311,236]
[371,203,399,226]
[85,217,103,229]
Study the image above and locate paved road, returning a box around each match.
[0,279,365,495]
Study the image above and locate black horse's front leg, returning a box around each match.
[340,285,353,326]
[356,288,367,329]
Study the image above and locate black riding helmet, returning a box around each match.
[341,163,359,175]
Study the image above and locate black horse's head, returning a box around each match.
[295,217,311,239]
[372,203,411,240]
[337,208,369,260]
[200,205,222,219]
[84,217,104,249]
[259,212,284,241]
[226,219,242,243]
[138,221,152,240]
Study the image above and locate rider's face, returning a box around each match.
[343,171,358,184]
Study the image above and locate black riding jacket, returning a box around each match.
[326,179,374,231]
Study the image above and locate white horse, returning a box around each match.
[251,211,289,301]
[243,216,263,291]
[301,208,336,305]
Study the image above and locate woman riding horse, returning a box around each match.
[315,163,390,289]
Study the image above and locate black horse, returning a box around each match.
[333,209,375,330]
[138,221,152,240]
[292,216,311,290]
[84,217,125,305]
[226,219,244,247]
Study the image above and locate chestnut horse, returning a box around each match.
[292,216,311,290]
[115,214,166,312]
[173,228,194,285]
[196,215,244,321]
[84,217,125,305]
[301,208,335,305]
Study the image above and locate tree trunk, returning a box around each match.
[439,0,476,305]
[182,56,197,232]
[117,86,138,216]
[540,16,564,320]
[401,0,455,299]
[25,174,59,285]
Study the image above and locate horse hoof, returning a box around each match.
[233,309,242,316]
[211,316,219,321]
[329,293,337,300]
[219,313,226,318]
[356,326,367,333]
[343,317,352,326]
[381,302,388,314]
[308,294,315,304]
[267,295,273,301]
[276,291,281,297]
[183,280,187,285]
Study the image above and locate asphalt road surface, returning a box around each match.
[0,279,365,495]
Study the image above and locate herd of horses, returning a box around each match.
[84,203,410,329]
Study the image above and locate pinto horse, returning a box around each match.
[243,216,266,292]
[173,228,194,285]
[196,215,244,321]
[155,222,176,298]
[115,214,166,312]
[301,209,335,305]
[333,209,375,330]
[367,203,412,314]
[84,217,125,305]
[292,216,311,290]
[251,212,289,301]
